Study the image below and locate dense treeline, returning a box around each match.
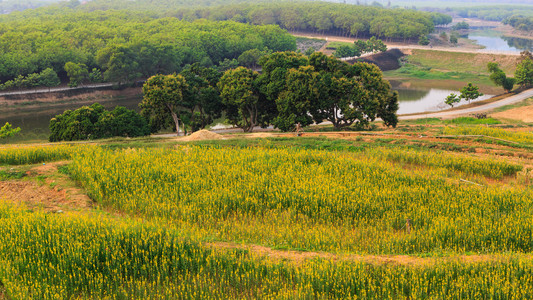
[455,5,533,22]
[0,10,295,86]
[70,1,449,41]
[141,52,398,135]
[504,15,533,32]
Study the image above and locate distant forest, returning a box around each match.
[0,0,451,87]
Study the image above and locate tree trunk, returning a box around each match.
[170,110,180,137]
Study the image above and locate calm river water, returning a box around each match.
[469,31,533,52]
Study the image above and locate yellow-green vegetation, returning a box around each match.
[443,126,533,145]
[0,144,89,165]
[0,131,533,298]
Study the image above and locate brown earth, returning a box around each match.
[208,241,525,267]
[0,161,93,212]
[492,105,533,123]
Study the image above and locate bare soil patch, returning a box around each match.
[0,162,92,212]
[493,105,533,123]
[208,241,525,267]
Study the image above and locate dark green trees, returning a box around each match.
[258,52,398,131]
[488,62,515,92]
[141,74,189,135]
[218,67,267,132]
[515,56,533,88]
[49,104,149,142]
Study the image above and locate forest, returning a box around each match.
[0,0,452,89]
[0,10,295,85]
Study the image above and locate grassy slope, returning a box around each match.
[384,49,519,93]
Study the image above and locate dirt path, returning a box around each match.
[208,241,530,267]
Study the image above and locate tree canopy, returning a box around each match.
[0,10,296,86]
[49,103,149,142]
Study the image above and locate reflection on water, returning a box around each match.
[391,82,492,115]
[0,95,142,141]
[469,31,533,52]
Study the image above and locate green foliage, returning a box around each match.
[218,67,267,132]
[460,83,483,104]
[0,123,21,139]
[334,37,387,58]
[515,57,533,88]
[260,52,398,131]
[0,68,60,91]
[505,15,533,32]
[141,74,188,135]
[238,48,270,69]
[0,10,296,85]
[39,68,61,90]
[449,34,458,45]
[418,35,430,46]
[445,93,461,107]
[64,62,88,87]
[444,117,501,125]
[488,62,515,92]
[451,21,469,30]
[49,103,149,142]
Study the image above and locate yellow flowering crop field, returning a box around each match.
[1,141,533,298]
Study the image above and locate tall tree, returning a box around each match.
[515,57,533,88]
[141,74,189,136]
[218,67,265,132]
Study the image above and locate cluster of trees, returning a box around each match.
[334,37,387,58]
[486,51,533,92]
[0,10,295,86]
[451,21,469,31]
[142,52,399,134]
[504,15,533,32]
[49,103,150,142]
[0,68,60,91]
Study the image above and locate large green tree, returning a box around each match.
[141,74,189,136]
[179,64,223,131]
[218,67,266,132]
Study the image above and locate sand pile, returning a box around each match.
[181,129,224,141]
